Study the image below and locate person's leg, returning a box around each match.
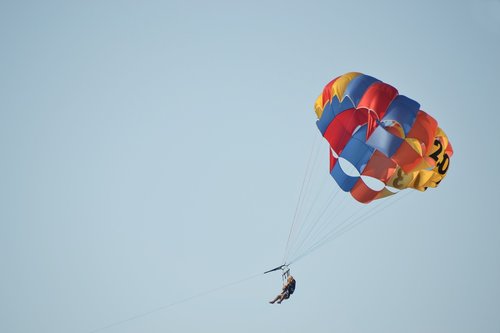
[269,294,281,304]
[276,293,288,304]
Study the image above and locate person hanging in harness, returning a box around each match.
[269,275,296,304]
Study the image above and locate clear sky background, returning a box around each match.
[1,1,500,332]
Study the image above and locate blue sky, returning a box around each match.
[1,1,500,332]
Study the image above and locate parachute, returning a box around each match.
[314,72,453,203]
[280,72,453,265]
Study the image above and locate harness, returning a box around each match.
[264,264,296,296]
[281,265,296,295]
[281,265,290,283]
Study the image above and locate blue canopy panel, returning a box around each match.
[330,125,375,192]
[352,123,369,141]
[366,124,404,157]
[331,163,358,192]
[382,95,420,135]
[316,96,354,135]
[343,74,379,107]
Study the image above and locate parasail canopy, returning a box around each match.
[314,72,453,204]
